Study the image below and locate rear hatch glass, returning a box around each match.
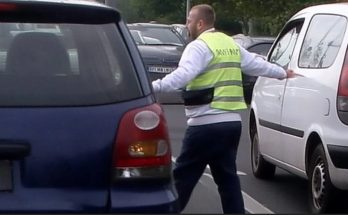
[0,22,142,106]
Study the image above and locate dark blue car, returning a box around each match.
[128,23,187,104]
[0,0,178,213]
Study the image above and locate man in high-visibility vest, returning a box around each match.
[152,4,296,214]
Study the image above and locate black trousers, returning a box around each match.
[173,121,245,213]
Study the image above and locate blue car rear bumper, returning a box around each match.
[109,185,179,213]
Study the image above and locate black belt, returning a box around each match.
[181,88,214,106]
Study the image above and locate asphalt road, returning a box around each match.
[162,104,309,214]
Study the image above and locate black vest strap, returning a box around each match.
[181,87,214,106]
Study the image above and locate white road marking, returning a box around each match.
[171,157,247,176]
[172,156,274,214]
[242,190,274,214]
[206,164,247,176]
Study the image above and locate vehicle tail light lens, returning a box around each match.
[0,3,17,11]
[112,103,172,180]
[338,49,348,111]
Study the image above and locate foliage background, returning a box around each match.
[100,0,348,36]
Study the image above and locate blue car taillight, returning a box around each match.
[0,3,17,11]
[112,103,172,180]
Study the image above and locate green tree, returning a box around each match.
[109,0,348,36]
[114,0,186,24]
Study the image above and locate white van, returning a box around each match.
[250,3,348,213]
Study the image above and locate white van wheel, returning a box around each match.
[251,131,275,179]
[308,145,340,213]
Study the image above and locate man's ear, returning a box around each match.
[198,19,204,29]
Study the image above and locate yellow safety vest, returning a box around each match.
[186,32,247,111]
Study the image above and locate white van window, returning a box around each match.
[269,24,301,68]
[299,15,347,68]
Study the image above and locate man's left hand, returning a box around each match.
[286,69,302,78]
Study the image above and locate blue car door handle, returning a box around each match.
[0,140,31,160]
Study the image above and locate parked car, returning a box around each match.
[249,3,348,213]
[233,34,275,104]
[0,0,178,213]
[128,23,187,104]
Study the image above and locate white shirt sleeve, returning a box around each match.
[238,44,287,79]
[152,40,212,93]
[152,38,287,93]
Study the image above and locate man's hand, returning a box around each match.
[277,69,302,80]
[286,69,302,78]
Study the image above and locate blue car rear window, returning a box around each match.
[0,22,142,106]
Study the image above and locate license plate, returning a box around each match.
[0,160,12,191]
[148,66,176,74]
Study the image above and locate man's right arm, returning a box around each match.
[152,40,212,93]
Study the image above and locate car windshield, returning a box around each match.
[172,24,190,43]
[129,25,184,46]
[0,22,142,106]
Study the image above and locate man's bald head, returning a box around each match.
[186,4,216,40]
[190,4,215,28]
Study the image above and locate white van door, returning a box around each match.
[255,22,302,161]
[280,14,347,171]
